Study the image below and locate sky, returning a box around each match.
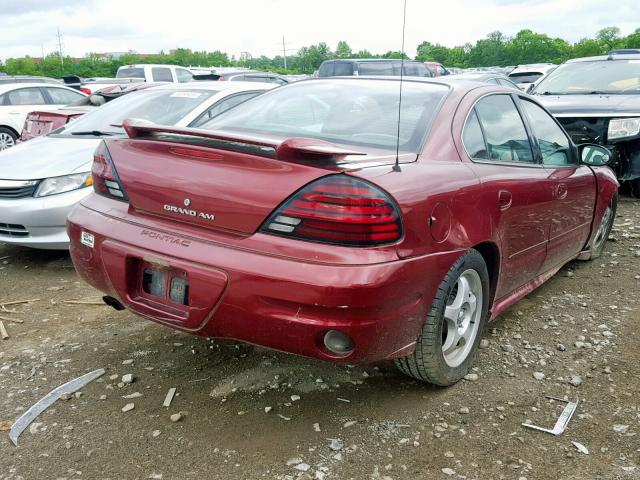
[0,0,638,62]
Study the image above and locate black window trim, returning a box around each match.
[514,94,579,168]
[461,92,543,169]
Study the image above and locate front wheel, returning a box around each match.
[0,128,17,151]
[589,194,617,260]
[396,249,490,386]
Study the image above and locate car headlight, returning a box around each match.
[34,172,93,197]
[608,117,640,140]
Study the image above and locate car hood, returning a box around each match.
[0,135,101,180]
[535,94,640,117]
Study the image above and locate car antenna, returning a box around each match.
[393,0,408,173]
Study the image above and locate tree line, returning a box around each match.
[1,26,639,78]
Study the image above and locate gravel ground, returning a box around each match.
[0,197,638,480]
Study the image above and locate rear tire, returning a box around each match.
[0,127,17,151]
[396,249,490,386]
[589,194,617,260]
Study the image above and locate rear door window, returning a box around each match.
[462,110,488,160]
[318,62,335,77]
[152,67,174,82]
[117,67,145,79]
[474,94,535,164]
[6,87,46,106]
[45,87,86,104]
[333,62,354,76]
[176,69,194,83]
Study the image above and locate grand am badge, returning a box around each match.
[163,203,215,221]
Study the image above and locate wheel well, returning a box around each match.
[0,125,19,137]
[472,242,500,307]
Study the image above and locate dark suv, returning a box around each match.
[532,53,640,196]
[318,59,433,78]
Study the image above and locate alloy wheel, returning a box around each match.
[0,132,16,151]
[442,269,483,368]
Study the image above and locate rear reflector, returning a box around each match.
[260,176,402,246]
[92,141,128,202]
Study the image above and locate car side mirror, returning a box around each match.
[579,144,612,166]
[89,94,106,107]
[526,84,535,94]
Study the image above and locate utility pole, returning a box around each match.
[56,27,64,76]
[277,36,293,70]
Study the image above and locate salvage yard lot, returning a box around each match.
[0,198,639,480]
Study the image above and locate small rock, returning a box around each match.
[60,393,72,401]
[286,457,303,466]
[464,373,479,382]
[152,430,161,438]
[99,395,107,400]
[290,395,301,402]
[329,439,344,451]
[264,406,272,413]
[293,463,310,472]
[459,407,470,414]
[571,441,589,455]
[533,372,545,381]
[613,424,629,433]
[122,403,135,413]
[123,392,143,399]
[74,392,83,399]
[343,420,357,428]
[501,344,515,353]
[442,468,456,476]
[479,339,490,349]
[569,375,583,387]
[122,359,134,365]
[121,374,134,384]
[313,423,321,432]
[170,413,183,422]
[557,344,566,352]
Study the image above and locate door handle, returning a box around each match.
[556,183,568,200]
[498,189,512,211]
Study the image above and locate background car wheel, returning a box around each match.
[395,249,490,386]
[589,194,618,259]
[0,127,17,151]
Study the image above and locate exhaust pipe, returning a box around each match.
[102,295,125,311]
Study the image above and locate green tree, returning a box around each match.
[335,41,352,59]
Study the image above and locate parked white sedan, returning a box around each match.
[0,81,274,249]
[0,82,88,150]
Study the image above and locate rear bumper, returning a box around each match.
[68,203,462,363]
[0,187,91,250]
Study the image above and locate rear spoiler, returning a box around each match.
[122,119,366,163]
[62,75,83,85]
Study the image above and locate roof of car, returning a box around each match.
[509,64,557,74]
[324,58,425,64]
[0,82,85,94]
[567,53,640,63]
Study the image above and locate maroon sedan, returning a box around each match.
[67,78,618,386]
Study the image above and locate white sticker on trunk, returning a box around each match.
[81,231,94,248]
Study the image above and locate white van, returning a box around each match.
[116,64,196,83]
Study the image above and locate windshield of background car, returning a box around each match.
[59,89,215,135]
[200,79,449,153]
[534,60,640,94]
[116,67,145,78]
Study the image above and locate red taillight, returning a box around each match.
[79,87,92,95]
[92,141,128,201]
[261,176,402,246]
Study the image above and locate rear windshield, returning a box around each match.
[59,89,214,135]
[508,72,543,84]
[534,60,640,94]
[117,67,145,79]
[199,79,448,153]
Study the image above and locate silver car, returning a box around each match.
[0,82,274,249]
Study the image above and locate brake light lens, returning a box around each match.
[79,87,92,95]
[92,141,128,201]
[261,176,402,246]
